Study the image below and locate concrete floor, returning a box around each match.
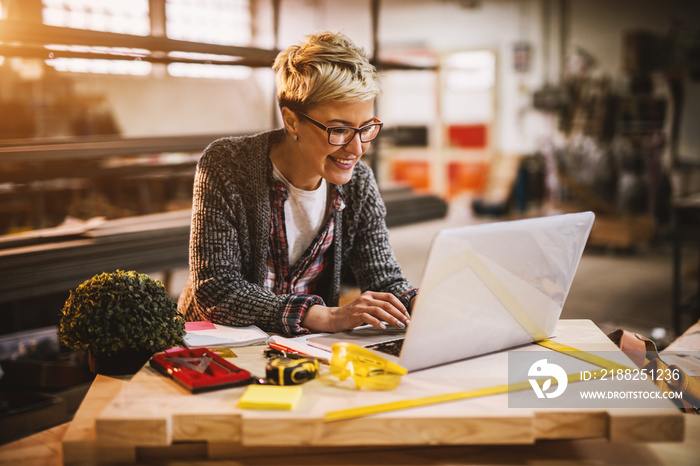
[387,196,698,347]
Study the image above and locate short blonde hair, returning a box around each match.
[273,31,381,112]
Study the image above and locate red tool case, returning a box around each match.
[150,347,253,393]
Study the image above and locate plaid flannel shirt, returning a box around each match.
[265,179,417,335]
[264,180,344,335]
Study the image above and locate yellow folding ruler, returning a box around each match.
[324,339,632,422]
[325,249,631,422]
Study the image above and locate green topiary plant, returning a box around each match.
[59,270,185,360]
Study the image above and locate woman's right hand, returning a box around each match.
[303,291,410,333]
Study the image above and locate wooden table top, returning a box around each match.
[35,319,694,464]
[0,321,700,466]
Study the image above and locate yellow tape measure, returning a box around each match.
[266,357,319,386]
[324,339,632,422]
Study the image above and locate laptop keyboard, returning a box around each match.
[367,338,404,357]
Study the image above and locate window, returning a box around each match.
[38,0,253,78]
[42,0,152,75]
[42,0,150,35]
[165,0,252,79]
[165,0,250,45]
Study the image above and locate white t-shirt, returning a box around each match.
[271,163,329,266]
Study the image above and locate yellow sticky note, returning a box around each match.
[238,385,303,410]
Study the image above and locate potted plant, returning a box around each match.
[59,270,186,375]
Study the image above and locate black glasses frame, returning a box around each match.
[298,112,383,146]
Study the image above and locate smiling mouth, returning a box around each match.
[330,156,354,167]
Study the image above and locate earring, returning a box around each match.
[293,134,299,142]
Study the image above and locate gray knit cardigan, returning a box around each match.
[178,128,413,335]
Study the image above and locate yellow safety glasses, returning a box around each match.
[329,343,407,390]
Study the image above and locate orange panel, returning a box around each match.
[447,161,490,197]
[447,124,488,148]
[391,159,431,192]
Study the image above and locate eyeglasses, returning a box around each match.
[298,112,383,146]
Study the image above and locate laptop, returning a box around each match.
[307,212,595,372]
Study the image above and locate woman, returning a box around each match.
[178,31,415,336]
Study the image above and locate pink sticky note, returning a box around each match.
[185,321,217,331]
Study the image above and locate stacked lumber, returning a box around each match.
[0,210,191,302]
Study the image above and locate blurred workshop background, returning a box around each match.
[0,0,699,444]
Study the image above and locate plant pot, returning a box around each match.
[88,349,154,375]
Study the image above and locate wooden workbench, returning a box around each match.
[58,319,692,465]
